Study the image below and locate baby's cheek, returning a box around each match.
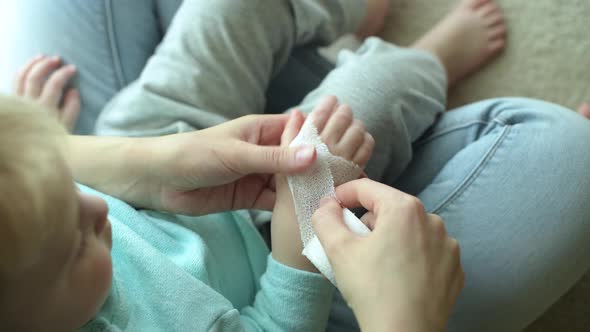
[97,249,113,292]
[91,249,113,313]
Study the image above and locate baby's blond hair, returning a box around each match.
[0,95,69,285]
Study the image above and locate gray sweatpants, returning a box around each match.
[95,0,447,185]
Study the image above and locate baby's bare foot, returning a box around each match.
[412,0,507,86]
[578,103,590,119]
[356,0,390,39]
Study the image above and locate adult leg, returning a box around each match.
[393,99,590,331]
[5,0,182,134]
[6,0,333,133]
[96,0,365,136]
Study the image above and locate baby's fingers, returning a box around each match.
[281,109,305,147]
[61,89,80,132]
[336,119,366,161]
[321,104,353,147]
[24,56,62,98]
[39,64,77,108]
[12,55,44,96]
[352,132,375,168]
[309,95,338,133]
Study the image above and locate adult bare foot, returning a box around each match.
[356,0,390,39]
[412,0,507,86]
[578,103,590,119]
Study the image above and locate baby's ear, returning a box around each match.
[281,109,305,147]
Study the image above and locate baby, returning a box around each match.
[0,94,372,330]
[0,98,111,330]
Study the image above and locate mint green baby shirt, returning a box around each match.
[78,185,334,331]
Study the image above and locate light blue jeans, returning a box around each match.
[8,1,590,331]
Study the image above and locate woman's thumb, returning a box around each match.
[312,197,353,253]
[240,143,316,175]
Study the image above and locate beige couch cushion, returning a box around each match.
[383,0,589,110]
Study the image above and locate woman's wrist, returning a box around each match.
[66,135,158,206]
[356,305,440,332]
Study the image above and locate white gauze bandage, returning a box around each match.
[287,118,371,285]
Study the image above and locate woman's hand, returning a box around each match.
[13,55,80,132]
[153,114,317,215]
[312,179,464,332]
[69,113,316,215]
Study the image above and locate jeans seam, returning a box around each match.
[416,116,509,146]
[105,0,126,89]
[415,120,492,147]
[431,123,512,214]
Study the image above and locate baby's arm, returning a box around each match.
[229,96,374,331]
[271,96,375,271]
[13,55,80,132]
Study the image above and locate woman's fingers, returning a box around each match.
[61,89,81,131]
[450,255,465,305]
[233,141,316,175]
[13,54,44,95]
[39,65,77,108]
[24,56,62,98]
[312,197,354,256]
[335,178,406,213]
[360,211,377,230]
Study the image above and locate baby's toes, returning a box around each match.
[321,104,353,147]
[336,120,366,161]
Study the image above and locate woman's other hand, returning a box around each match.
[312,179,464,332]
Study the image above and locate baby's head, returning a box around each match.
[0,96,112,331]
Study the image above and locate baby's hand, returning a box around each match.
[271,96,374,272]
[309,96,374,168]
[279,96,375,185]
[13,55,80,132]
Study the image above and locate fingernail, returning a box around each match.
[67,65,77,72]
[295,145,315,165]
[51,56,60,61]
